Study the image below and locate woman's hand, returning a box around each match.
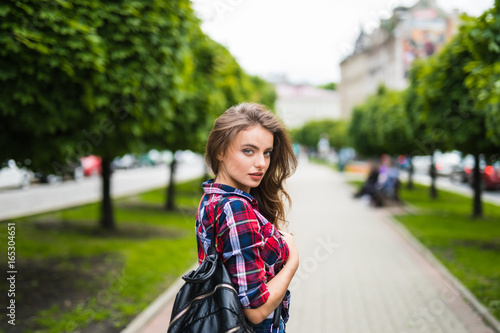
[279,230,299,272]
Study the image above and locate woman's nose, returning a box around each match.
[255,154,266,168]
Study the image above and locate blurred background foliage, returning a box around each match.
[291,119,348,152]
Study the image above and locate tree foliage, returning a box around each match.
[1,0,204,229]
[416,33,495,157]
[0,0,276,227]
[460,3,500,145]
[0,0,198,169]
[158,24,277,210]
[348,84,412,157]
[411,10,498,216]
[318,82,337,91]
[291,119,348,151]
[405,60,433,156]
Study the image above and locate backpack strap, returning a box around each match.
[209,200,221,256]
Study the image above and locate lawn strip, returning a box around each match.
[0,177,204,333]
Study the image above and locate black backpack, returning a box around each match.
[167,201,255,333]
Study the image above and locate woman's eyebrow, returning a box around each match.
[241,144,273,150]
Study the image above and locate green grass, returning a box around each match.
[396,183,500,320]
[350,180,500,320]
[0,177,205,333]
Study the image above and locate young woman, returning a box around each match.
[195,103,299,332]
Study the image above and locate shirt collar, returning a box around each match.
[202,179,258,206]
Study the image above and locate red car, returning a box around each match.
[467,161,500,191]
[80,155,102,177]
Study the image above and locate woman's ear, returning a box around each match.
[217,150,224,162]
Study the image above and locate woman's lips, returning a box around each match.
[249,173,263,180]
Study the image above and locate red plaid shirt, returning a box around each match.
[195,180,290,318]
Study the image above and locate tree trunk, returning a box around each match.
[407,156,414,190]
[165,155,177,211]
[472,153,483,218]
[429,152,438,199]
[100,156,115,230]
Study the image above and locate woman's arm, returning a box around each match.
[243,232,299,325]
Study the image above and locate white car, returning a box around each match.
[0,160,33,189]
[434,151,462,176]
[411,151,462,177]
[411,155,431,175]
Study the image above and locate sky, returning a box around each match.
[192,0,495,85]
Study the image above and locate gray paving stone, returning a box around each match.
[285,161,495,333]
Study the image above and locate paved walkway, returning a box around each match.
[125,161,496,333]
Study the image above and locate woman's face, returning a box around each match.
[216,125,274,193]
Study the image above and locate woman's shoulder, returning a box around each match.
[213,196,263,235]
[219,195,256,217]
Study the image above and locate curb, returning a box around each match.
[120,263,198,333]
[379,210,500,333]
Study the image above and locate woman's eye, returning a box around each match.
[264,151,272,157]
[243,149,253,155]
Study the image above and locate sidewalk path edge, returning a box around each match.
[379,210,500,333]
[120,263,198,333]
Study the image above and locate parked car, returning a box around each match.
[467,160,500,191]
[81,155,102,176]
[411,152,461,177]
[34,158,88,184]
[142,149,164,166]
[411,155,431,175]
[483,162,500,190]
[434,151,461,176]
[449,155,476,184]
[0,160,33,189]
[112,154,138,170]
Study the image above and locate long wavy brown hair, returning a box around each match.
[205,103,298,229]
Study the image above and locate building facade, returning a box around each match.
[339,0,459,119]
[275,83,340,129]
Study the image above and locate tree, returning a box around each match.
[291,119,348,153]
[328,120,349,152]
[155,29,277,210]
[348,84,412,159]
[405,60,441,193]
[141,25,225,211]
[318,82,337,91]
[414,26,497,217]
[348,103,382,158]
[461,4,500,146]
[0,0,204,229]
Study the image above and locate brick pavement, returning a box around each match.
[285,161,494,333]
[125,161,496,333]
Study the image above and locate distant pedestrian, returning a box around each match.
[196,103,299,332]
[354,160,383,207]
[378,157,400,201]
